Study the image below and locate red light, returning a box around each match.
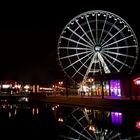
[136,121,140,129]
[133,77,140,85]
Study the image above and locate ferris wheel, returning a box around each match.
[57,10,138,83]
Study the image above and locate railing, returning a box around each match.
[0,92,29,96]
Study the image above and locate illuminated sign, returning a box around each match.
[136,80,140,85]
[133,77,140,85]
[136,121,140,129]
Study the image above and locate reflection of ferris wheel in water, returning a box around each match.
[57,10,138,83]
[58,107,140,140]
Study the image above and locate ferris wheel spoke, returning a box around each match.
[104,131,114,139]
[64,51,93,70]
[76,20,95,46]
[68,27,93,47]
[65,124,91,140]
[83,109,90,122]
[108,133,121,140]
[102,52,131,69]
[72,52,94,78]
[97,52,110,73]
[59,46,91,51]
[134,135,140,139]
[60,50,91,60]
[61,36,92,48]
[72,114,94,139]
[99,14,108,44]
[95,13,99,43]
[103,50,136,58]
[83,53,98,83]
[59,135,78,140]
[85,16,96,44]
[100,20,118,45]
[102,26,126,46]
[102,34,134,48]
[101,54,120,72]
[71,108,80,115]
[102,45,137,50]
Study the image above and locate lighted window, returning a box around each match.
[110,80,121,96]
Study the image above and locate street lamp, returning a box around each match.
[88,119,96,132]
[58,81,64,95]
[89,124,96,132]
[58,81,63,85]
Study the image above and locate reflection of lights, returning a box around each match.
[114,112,122,116]
[84,108,91,113]
[58,117,64,122]
[52,107,55,111]
[32,108,35,115]
[111,112,122,125]
[136,121,140,129]
[55,104,59,108]
[9,112,11,118]
[14,109,17,115]
[32,108,39,115]
[19,97,29,102]
[10,105,13,109]
[36,108,39,114]
[89,125,96,132]
[52,104,59,111]
[25,97,28,102]
[2,104,6,108]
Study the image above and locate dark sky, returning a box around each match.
[0,1,139,84]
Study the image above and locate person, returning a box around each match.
[134,91,138,100]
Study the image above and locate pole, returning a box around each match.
[129,75,132,100]
[65,78,68,97]
[101,78,104,99]
[101,70,104,99]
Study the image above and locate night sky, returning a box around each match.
[0,1,139,85]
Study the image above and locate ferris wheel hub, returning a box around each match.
[94,44,102,52]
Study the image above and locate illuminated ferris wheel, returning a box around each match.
[57,10,138,83]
